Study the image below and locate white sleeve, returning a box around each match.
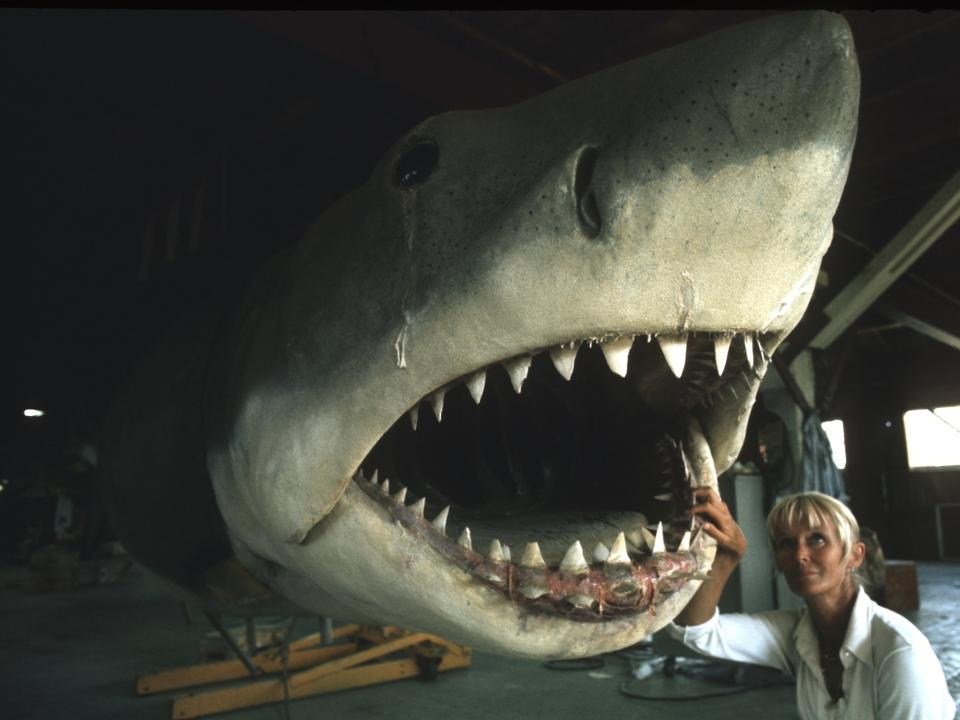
[666,609,798,674]
[875,645,956,720]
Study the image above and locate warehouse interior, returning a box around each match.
[2,10,959,719]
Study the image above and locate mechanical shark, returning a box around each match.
[100,11,859,659]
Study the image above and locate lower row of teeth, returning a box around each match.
[354,469,711,613]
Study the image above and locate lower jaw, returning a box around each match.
[275,478,718,658]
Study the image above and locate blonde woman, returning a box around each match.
[669,490,954,719]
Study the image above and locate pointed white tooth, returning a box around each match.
[431,506,450,533]
[743,332,755,368]
[678,531,692,553]
[431,389,445,422]
[408,406,419,431]
[520,542,546,568]
[600,336,634,377]
[640,526,656,550]
[653,522,666,554]
[502,544,511,563]
[605,532,632,565]
[488,539,505,562]
[465,369,486,404]
[656,333,688,378]
[593,542,610,563]
[504,356,532,393]
[714,334,732,375]
[549,343,579,381]
[379,478,390,494]
[559,541,589,573]
[366,469,378,486]
[410,497,426,517]
[393,486,407,503]
[654,493,673,502]
[519,584,549,599]
[457,527,472,551]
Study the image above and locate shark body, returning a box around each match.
[101,12,859,659]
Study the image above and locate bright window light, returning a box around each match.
[903,406,960,469]
[821,419,847,470]
[23,409,45,418]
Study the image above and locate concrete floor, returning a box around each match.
[1,562,958,720]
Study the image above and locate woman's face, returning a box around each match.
[773,518,862,599]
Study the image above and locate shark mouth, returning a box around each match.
[352,330,773,622]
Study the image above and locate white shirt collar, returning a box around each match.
[792,585,875,669]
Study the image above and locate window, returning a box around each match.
[821,419,847,470]
[903,406,960,470]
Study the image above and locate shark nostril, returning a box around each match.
[573,146,602,239]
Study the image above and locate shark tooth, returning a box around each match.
[431,389,445,422]
[653,522,666,554]
[714,334,732,375]
[593,542,610,563]
[393,486,407,504]
[409,497,426,517]
[465,369,486,404]
[606,532,631,565]
[678,531,692,553]
[519,584,549,599]
[520,541,546,568]
[504,356,532,393]
[488,539,505,562]
[502,544,511,563]
[625,529,644,549]
[743,332,755,368]
[369,469,379,485]
[549,343,579,381]
[458,527,472,551]
[600,336,634,377]
[559,541,589,573]
[640,526,656,550]
[656,333,688,378]
[408,406,419,431]
[654,493,673,502]
[431,506,450,534]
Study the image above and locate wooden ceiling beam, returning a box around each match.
[808,169,960,350]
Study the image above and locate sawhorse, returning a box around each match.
[136,622,471,718]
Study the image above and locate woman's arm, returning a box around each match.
[674,487,748,626]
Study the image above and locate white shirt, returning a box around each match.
[667,587,955,719]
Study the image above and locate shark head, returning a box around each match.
[206,12,859,658]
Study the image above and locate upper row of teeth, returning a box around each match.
[356,469,702,572]
[410,332,761,427]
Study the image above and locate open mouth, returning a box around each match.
[353,331,772,621]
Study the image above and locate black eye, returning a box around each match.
[395,141,439,187]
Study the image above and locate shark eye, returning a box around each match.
[395,141,439,187]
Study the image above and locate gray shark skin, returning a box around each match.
[100,12,859,659]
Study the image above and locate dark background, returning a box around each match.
[2,10,959,560]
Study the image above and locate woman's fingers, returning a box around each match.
[691,488,747,558]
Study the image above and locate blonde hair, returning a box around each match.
[766,491,860,561]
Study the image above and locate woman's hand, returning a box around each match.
[692,487,747,563]
[674,488,747,627]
